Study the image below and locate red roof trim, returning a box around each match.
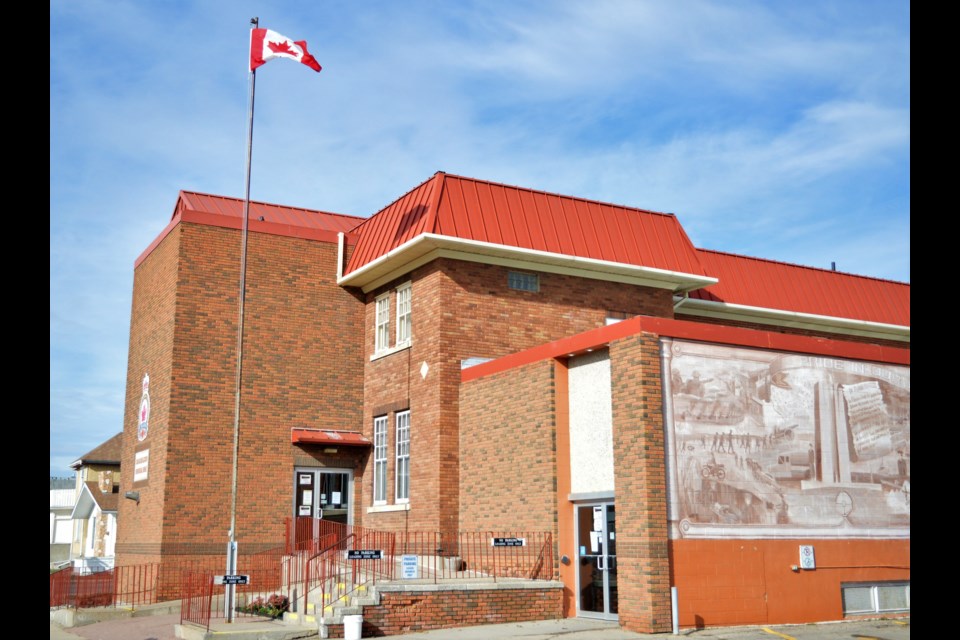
[179,210,357,245]
[291,428,372,447]
[461,315,910,383]
[135,207,362,269]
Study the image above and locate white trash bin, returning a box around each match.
[344,614,363,640]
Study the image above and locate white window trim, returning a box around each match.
[395,282,412,348]
[366,503,411,514]
[374,293,391,354]
[370,342,412,361]
[395,410,410,503]
[373,416,388,505]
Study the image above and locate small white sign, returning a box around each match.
[401,554,419,579]
[799,545,816,569]
[134,449,149,482]
[593,506,604,532]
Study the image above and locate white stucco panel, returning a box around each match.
[569,350,614,494]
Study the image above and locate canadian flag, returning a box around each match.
[250,28,322,72]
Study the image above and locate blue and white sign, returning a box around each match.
[401,554,419,579]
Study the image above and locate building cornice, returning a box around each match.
[338,233,717,294]
[674,297,910,343]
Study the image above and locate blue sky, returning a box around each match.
[50,1,909,477]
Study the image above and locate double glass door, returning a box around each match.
[295,469,351,524]
[576,503,617,619]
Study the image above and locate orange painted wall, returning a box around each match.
[669,538,910,627]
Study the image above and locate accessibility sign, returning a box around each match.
[214,575,250,585]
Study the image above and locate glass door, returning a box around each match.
[294,469,352,523]
[576,503,617,619]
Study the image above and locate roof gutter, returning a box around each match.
[339,233,717,294]
[675,297,910,343]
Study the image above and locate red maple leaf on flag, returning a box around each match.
[267,39,296,56]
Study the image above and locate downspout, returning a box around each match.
[336,232,345,283]
[673,291,690,311]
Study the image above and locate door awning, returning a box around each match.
[291,428,372,447]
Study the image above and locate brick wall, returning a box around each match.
[117,225,181,562]
[459,360,557,533]
[118,221,364,563]
[360,259,672,532]
[353,585,563,637]
[609,332,673,633]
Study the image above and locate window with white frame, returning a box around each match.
[395,411,410,502]
[396,283,412,346]
[373,416,388,504]
[841,582,909,615]
[375,294,390,353]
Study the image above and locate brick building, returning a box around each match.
[115,171,909,633]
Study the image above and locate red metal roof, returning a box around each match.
[291,428,372,447]
[690,249,910,327]
[344,172,708,278]
[176,191,363,234]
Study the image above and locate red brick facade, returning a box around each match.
[118,222,364,569]
[114,191,908,634]
[357,258,673,533]
[458,360,558,532]
[609,333,673,632]
[310,586,562,638]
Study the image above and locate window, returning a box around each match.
[842,582,910,615]
[375,294,390,353]
[508,270,539,292]
[396,283,412,346]
[395,411,410,502]
[373,416,388,504]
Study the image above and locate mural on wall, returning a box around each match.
[662,338,909,539]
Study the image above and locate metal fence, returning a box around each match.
[52,520,555,632]
[49,563,162,610]
[392,530,554,581]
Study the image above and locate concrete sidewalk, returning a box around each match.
[374,617,910,639]
[50,614,909,640]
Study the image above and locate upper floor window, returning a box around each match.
[396,283,412,346]
[375,294,390,354]
[508,270,539,292]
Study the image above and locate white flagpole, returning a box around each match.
[226,15,259,624]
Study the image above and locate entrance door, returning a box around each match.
[576,503,617,619]
[294,469,352,524]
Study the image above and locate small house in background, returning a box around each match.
[69,432,122,572]
[49,477,75,568]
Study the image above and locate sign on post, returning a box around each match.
[347,549,383,560]
[492,537,526,547]
[214,575,250,585]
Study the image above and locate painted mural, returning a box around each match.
[662,338,909,539]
